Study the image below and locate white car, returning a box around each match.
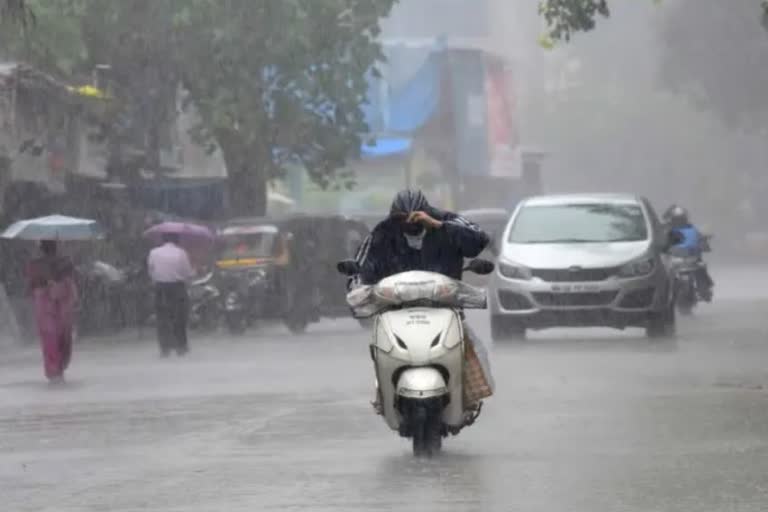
[488,194,677,341]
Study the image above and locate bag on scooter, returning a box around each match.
[463,327,494,404]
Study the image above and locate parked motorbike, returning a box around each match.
[188,272,221,331]
[217,266,268,334]
[75,260,127,334]
[337,258,494,457]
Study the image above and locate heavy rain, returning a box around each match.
[1,1,768,510]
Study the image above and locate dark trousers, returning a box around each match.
[154,282,189,354]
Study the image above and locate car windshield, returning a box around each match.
[219,233,277,259]
[508,203,648,244]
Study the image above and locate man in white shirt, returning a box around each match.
[147,233,195,357]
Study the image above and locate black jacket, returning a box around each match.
[353,210,489,285]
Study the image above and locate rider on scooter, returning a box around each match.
[352,189,495,414]
[663,205,714,302]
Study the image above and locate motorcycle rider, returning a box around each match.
[663,205,714,302]
[352,189,495,416]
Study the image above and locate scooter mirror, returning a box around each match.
[337,259,360,276]
[465,259,495,275]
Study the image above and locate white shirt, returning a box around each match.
[147,243,195,283]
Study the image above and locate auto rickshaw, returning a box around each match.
[214,214,369,334]
[214,219,292,334]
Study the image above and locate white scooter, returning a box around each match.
[337,259,494,456]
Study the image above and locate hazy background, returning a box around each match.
[384,0,768,245]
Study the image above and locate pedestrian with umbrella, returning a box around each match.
[1,215,103,384]
[144,221,213,357]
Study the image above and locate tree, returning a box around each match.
[0,0,33,26]
[538,0,609,43]
[3,0,397,216]
[172,0,395,215]
[538,0,768,42]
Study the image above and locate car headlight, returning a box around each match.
[498,261,532,280]
[618,257,655,278]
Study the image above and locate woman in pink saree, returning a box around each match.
[26,240,78,384]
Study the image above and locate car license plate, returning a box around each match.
[551,284,601,293]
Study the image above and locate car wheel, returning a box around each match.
[646,303,676,340]
[676,300,694,316]
[285,316,309,335]
[491,315,526,342]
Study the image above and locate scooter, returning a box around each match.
[337,259,494,457]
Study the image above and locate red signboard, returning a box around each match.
[485,61,519,177]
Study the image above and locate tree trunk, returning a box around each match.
[228,165,267,217]
[218,133,267,217]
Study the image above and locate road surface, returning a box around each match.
[2,266,768,511]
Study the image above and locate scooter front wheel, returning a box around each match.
[411,404,442,457]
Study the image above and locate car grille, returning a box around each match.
[530,267,617,282]
[497,290,534,311]
[619,287,655,308]
[532,291,618,307]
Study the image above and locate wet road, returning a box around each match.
[2,266,768,511]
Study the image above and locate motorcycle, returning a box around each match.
[188,272,221,331]
[75,260,128,334]
[217,266,268,334]
[669,234,713,315]
[337,258,494,457]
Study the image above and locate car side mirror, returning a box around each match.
[465,259,495,275]
[337,259,360,276]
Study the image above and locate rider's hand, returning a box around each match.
[407,211,443,230]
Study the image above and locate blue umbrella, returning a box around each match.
[1,214,104,241]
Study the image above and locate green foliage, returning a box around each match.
[0,0,85,74]
[0,0,34,27]
[4,0,398,215]
[540,0,767,43]
[173,0,393,189]
[538,0,609,42]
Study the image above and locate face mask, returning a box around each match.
[404,231,426,250]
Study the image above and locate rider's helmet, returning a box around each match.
[665,205,689,228]
[390,189,429,236]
